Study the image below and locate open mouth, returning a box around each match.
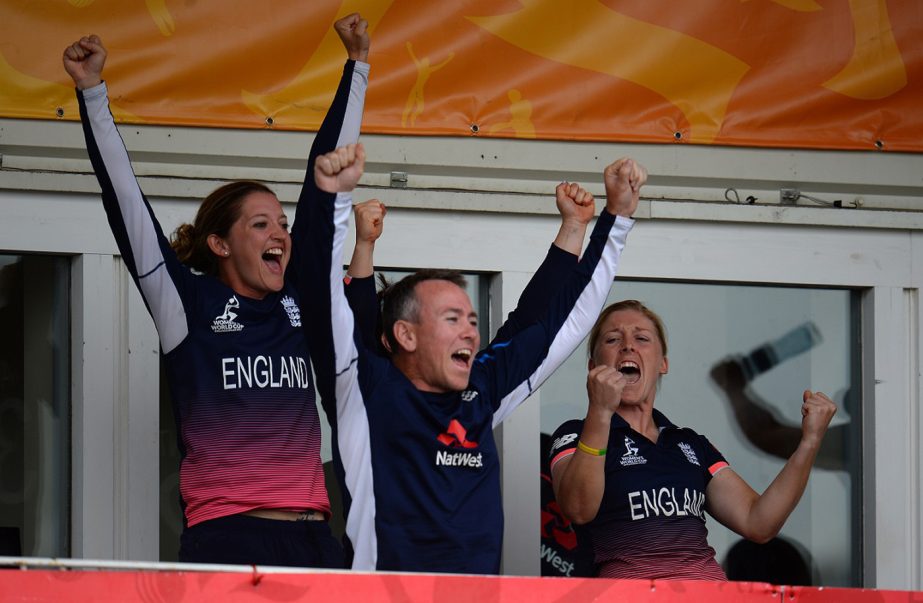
[618,361,641,385]
[451,348,473,369]
[262,248,283,272]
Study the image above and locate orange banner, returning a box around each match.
[0,0,920,151]
[0,568,919,603]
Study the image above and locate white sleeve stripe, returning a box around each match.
[83,84,188,354]
[492,216,632,426]
[326,190,378,571]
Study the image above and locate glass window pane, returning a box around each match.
[0,254,71,557]
[539,280,861,586]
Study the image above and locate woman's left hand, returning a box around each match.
[801,390,837,446]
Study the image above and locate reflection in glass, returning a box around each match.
[539,280,860,586]
[0,255,70,557]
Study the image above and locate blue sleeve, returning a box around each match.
[289,59,368,289]
[549,419,584,467]
[471,211,634,426]
[345,275,382,353]
[289,59,369,421]
[492,244,578,344]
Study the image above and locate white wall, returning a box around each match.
[1,116,921,588]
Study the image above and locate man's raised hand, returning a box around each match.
[354,198,386,245]
[603,158,647,218]
[555,181,595,228]
[315,143,365,193]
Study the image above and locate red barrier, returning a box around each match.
[0,568,918,603]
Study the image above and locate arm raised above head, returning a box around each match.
[603,158,646,218]
[66,34,189,354]
[493,181,595,344]
[487,159,647,426]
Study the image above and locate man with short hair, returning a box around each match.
[299,143,646,573]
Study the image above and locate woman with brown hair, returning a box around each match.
[62,14,370,567]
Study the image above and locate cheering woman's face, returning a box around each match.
[590,309,668,408]
[213,191,291,299]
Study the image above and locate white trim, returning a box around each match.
[124,273,161,561]
[862,287,918,588]
[495,271,541,577]
[69,253,160,561]
[3,117,923,220]
[71,253,118,558]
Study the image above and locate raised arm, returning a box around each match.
[345,199,386,351]
[487,159,645,426]
[493,182,595,343]
[544,158,648,520]
[291,12,370,251]
[303,143,380,570]
[65,35,191,354]
[346,199,386,279]
[704,389,837,543]
[289,11,370,398]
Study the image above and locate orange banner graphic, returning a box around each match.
[0,0,920,151]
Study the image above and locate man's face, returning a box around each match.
[405,279,481,393]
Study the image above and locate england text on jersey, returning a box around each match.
[221,355,311,390]
[627,487,706,521]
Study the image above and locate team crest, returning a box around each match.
[678,442,700,466]
[281,296,302,327]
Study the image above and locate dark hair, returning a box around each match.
[723,537,812,585]
[381,269,467,353]
[170,181,274,275]
[587,299,668,359]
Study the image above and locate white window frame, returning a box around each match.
[1,118,920,588]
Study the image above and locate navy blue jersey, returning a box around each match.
[550,409,729,580]
[77,60,368,527]
[298,180,634,573]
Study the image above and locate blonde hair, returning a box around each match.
[587,299,668,360]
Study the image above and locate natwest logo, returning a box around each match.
[435,450,483,468]
[435,419,483,469]
[437,419,478,449]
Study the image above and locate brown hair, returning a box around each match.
[380,269,468,354]
[587,299,668,360]
[170,181,274,276]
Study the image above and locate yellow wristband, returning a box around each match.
[577,440,606,457]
